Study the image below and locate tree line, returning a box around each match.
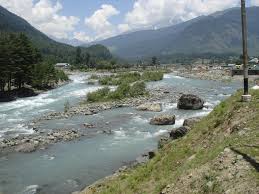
[0,32,68,93]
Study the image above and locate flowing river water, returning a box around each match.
[0,73,241,194]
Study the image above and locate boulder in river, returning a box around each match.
[177,94,204,110]
[136,103,162,112]
[183,117,202,128]
[169,126,191,140]
[15,143,37,153]
[150,114,176,125]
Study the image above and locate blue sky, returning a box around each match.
[0,0,258,42]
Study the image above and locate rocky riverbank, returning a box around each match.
[73,117,202,194]
[0,84,183,156]
[0,128,84,156]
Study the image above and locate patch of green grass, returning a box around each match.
[142,71,164,81]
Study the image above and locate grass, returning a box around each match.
[80,89,259,194]
[86,81,147,103]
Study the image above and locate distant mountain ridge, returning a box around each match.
[0,5,112,62]
[88,7,259,60]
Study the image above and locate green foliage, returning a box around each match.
[31,61,69,89]
[0,32,41,91]
[86,81,147,103]
[0,32,69,92]
[142,71,164,81]
[129,81,146,97]
[87,87,110,103]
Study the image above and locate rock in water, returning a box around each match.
[183,117,202,127]
[177,94,204,110]
[136,103,162,112]
[15,143,37,153]
[170,126,191,139]
[150,114,176,125]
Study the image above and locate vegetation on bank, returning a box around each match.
[86,71,163,103]
[0,32,68,93]
[98,71,164,86]
[87,81,147,103]
[81,89,259,194]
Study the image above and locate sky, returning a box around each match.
[0,0,258,43]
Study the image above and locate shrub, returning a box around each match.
[142,71,164,81]
[129,81,147,97]
[87,87,110,102]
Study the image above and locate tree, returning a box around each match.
[75,47,82,65]
[152,56,158,69]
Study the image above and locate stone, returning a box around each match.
[177,94,204,110]
[83,123,95,128]
[136,103,162,112]
[15,143,36,153]
[150,114,176,125]
[169,126,191,139]
[183,117,202,127]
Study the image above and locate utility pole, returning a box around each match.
[241,0,251,102]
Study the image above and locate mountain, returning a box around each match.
[89,7,259,60]
[51,37,86,47]
[0,6,112,63]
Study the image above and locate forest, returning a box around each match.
[0,32,69,93]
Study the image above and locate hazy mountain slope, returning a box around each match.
[0,6,112,62]
[91,7,259,60]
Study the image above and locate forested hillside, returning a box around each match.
[0,32,69,95]
[0,5,112,64]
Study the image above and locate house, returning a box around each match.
[55,63,70,68]
[249,58,259,64]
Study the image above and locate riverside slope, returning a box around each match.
[79,89,259,194]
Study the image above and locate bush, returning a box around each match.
[99,76,118,85]
[142,71,164,81]
[87,87,110,102]
[86,82,147,103]
[129,81,147,97]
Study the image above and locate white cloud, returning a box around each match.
[0,0,80,39]
[124,0,240,31]
[251,0,259,6]
[85,4,120,40]
[73,31,92,42]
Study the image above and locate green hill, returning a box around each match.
[0,5,112,63]
[79,89,259,194]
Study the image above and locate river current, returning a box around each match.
[0,73,241,194]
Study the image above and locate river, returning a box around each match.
[0,73,241,194]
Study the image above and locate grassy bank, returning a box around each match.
[80,89,259,194]
[87,81,147,103]
[86,71,163,103]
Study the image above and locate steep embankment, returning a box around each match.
[79,89,259,194]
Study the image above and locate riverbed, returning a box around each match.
[0,73,241,194]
